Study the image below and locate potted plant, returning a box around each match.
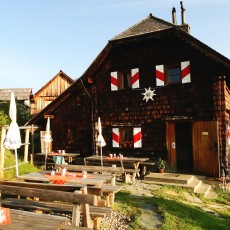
[156,158,166,173]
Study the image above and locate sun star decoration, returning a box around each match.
[142,87,156,102]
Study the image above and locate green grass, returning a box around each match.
[153,196,229,230]
[114,185,230,230]
[114,190,148,229]
[2,149,39,180]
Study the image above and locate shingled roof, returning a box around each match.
[0,88,33,101]
[110,14,175,41]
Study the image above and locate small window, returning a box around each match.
[118,71,132,90]
[119,127,133,148]
[112,127,142,148]
[167,65,181,84]
[156,61,191,86]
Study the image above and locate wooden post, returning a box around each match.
[0,127,6,179]
[24,128,30,162]
[81,187,93,228]
[30,124,34,164]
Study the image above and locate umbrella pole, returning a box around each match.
[15,148,19,177]
[100,146,103,167]
[45,142,48,171]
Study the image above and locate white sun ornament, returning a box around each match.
[142,87,156,102]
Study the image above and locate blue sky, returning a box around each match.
[0,0,229,93]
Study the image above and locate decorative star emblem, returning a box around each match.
[141,87,156,102]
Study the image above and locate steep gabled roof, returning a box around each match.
[34,70,74,95]
[110,14,175,41]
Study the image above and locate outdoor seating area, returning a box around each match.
[0,96,153,229]
[0,168,117,229]
[0,152,153,229]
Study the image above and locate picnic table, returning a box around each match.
[84,156,149,182]
[18,171,113,186]
[34,152,80,164]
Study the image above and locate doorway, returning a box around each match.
[175,122,193,172]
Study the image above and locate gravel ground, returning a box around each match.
[100,179,163,230]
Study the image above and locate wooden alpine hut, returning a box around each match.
[27,5,230,177]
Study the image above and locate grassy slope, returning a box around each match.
[3,149,39,180]
[114,184,230,230]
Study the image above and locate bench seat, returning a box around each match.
[139,161,155,175]
[1,198,111,219]
[0,182,106,229]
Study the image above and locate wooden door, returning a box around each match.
[166,122,176,172]
[192,121,219,176]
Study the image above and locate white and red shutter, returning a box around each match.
[111,71,118,91]
[227,126,230,145]
[131,68,139,89]
[112,128,119,147]
[133,127,142,148]
[181,61,191,83]
[156,65,165,86]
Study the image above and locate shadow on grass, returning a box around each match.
[115,191,229,230]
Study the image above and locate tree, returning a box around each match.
[0,110,9,128]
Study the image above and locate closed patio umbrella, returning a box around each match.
[97,117,106,166]
[3,92,21,177]
[42,117,53,170]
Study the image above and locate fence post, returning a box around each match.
[0,127,6,179]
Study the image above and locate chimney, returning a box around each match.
[179,1,190,33]
[180,1,185,24]
[172,7,177,24]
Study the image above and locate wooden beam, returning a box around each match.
[44,115,54,119]
[0,127,6,179]
[24,129,30,162]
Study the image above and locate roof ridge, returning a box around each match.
[110,13,175,41]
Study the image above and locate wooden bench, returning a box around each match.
[139,161,155,175]
[83,159,140,183]
[0,181,108,230]
[0,208,70,230]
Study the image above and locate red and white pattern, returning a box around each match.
[111,71,118,91]
[227,126,230,145]
[112,128,119,147]
[156,65,165,86]
[181,61,191,83]
[133,127,142,148]
[131,68,140,88]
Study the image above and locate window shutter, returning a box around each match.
[156,65,165,86]
[133,127,142,148]
[111,71,118,91]
[112,128,119,147]
[131,68,139,88]
[181,61,191,83]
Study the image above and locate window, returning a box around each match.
[112,127,142,148]
[167,65,181,84]
[110,68,139,91]
[119,127,133,148]
[156,61,191,86]
[118,71,132,90]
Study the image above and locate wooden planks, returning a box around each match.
[0,209,68,230]
[0,185,95,205]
